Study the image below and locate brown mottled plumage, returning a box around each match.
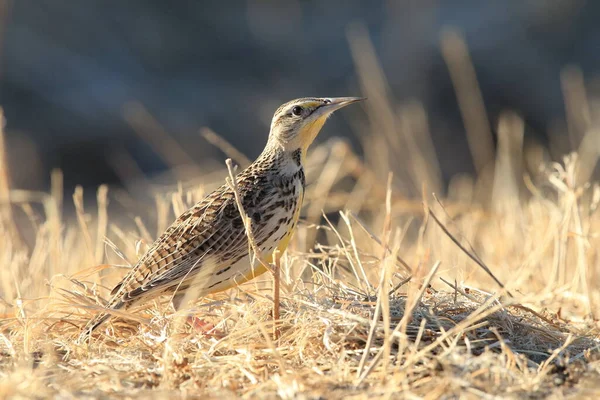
[78,97,363,342]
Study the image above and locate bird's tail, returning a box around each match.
[77,300,126,344]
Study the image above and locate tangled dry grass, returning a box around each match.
[3,33,600,399]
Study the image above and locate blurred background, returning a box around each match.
[1,0,599,202]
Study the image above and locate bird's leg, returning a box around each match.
[272,250,281,341]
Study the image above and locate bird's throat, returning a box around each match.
[300,116,328,158]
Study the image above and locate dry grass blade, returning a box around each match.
[224,159,274,276]
[428,206,511,297]
[224,158,281,341]
[73,186,94,264]
[201,127,252,168]
[123,102,198,169]
[440,28,494,173]
[356,174,394,379]
[0,109,25,251]
[348,211,412,274]
[356,261,441,386]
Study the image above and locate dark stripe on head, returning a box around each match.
[273,97,322,118]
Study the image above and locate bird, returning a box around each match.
[78,97,364,342]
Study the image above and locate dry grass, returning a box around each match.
[3,32,600,399]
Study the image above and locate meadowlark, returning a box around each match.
[78,97,363,341]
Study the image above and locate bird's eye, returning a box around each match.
[292,106,303,116]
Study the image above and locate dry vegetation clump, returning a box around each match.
[2,132,600,398]
[3,34,600,399]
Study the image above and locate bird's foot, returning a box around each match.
[186,315,225,338]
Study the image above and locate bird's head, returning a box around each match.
[267,97,364,157]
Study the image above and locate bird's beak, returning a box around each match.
[298,96,365,154]
[317,97,365,116]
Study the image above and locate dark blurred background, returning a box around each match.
[1,0,599,197]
